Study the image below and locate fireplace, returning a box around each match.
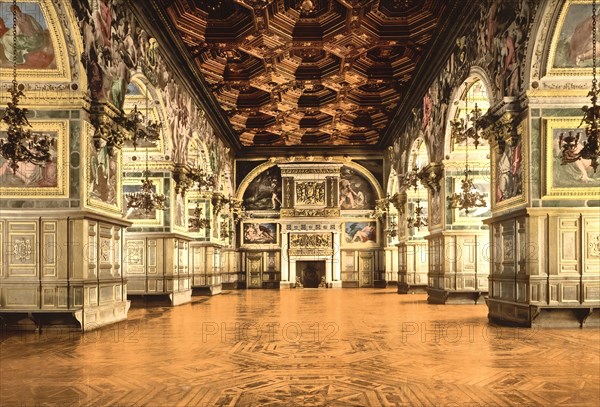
[296,260,326,288]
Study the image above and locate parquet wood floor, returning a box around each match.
[1,289,599,407]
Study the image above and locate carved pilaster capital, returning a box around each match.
[418,162,444,192]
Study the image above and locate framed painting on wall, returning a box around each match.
[544,118,600,197]
[548,0,598,76]
[0,120,68,198]
[343,222,377,245]
[0,0,70,81]
[242,222,279,245]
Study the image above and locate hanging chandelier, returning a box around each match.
[189,148,216,192]
[123,88,161,150]
[385,215,398,238]
[402,158,428,230]
[125,148,166,217]
[407,198,428,230]
[448,91,487,214]
[371,194,391,220]
[219,219,231,239]
[0,0,53,174]
[560,0,600,172]
[450,86,483,149]
[188,203,211,231]
[370,194,398,237]
[404,164,421,191]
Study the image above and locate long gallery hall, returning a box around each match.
[0,0,599,406]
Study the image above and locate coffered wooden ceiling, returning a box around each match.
[155,0,464,152]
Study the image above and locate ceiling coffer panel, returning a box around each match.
[162,0,446,147]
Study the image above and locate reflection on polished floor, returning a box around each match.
[1,288,599,407]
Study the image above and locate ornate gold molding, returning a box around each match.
[280,208,341,217]
[418,163,444,192]
[295,181,326,205]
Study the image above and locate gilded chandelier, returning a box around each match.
[188,162,213,231]
[450,102,483,149]
[189,203,211,231]
[448,94,487,214]
[404,165,428,230]
[559,0,600,172]
[189,148,216,193]
[448,169,487,214]
[407,198,428,230]
[125,148,166,217]
[385,215,398,238]
[0,0,53,174]
[219,219,231,239]
[371,194,399,238]
[122,89,161,150]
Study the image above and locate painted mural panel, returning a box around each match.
[491,118,527,210]
[339,166,375,210]
[0,121,67,198]
[83,122,121,214]
[90,145,118,205]
[551,1,596,69]
[173,192,186,229]
[243,166,282,211]
[0,1,56,69]
[242,222,278,245]
[495,138,523,204]
[344,222,377,244]
[545,118,600,197]
[354,159,384,186]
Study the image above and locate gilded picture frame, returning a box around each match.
[543,117,600,197]
[0,120,68,198]
[343,221,378,246]
[547,0,597,77]
[0,0,71,81]
[241,222,279,246]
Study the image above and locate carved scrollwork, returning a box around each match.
[389,192,406,215]
[289,233,333,256]
[482,112,520,154]
[280,208,340,217]
[295,181,326,205]
[418,162,444,193]
[12,238,33,262]
[590,235,600,257]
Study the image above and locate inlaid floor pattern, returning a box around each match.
[1,289,599,407]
